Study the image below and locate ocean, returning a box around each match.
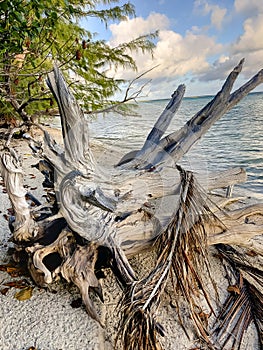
[53,92,263,198]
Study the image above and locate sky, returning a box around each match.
[83,0,263,99]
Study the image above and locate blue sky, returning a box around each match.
[83,0,263,99]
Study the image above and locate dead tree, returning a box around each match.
[1,59,263,350]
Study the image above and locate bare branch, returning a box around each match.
[85,65,159,115]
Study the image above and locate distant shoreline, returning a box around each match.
[142,90,263,103]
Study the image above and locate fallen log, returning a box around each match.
[1,59,263,350]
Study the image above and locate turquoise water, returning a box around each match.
[88,92,263,197]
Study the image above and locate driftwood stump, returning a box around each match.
[1,59,263,350]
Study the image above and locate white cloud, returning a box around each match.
[218,11,263,80]
[232,0,263,76]
[231,13,263,53]
[234,0,263,15]
[194,0,227,29]
[210,6,227,30]
[107,7,263,99]
[109,13,169,46]
[108,13,222,82]
[151,30,222,76]
[191,1,263,86]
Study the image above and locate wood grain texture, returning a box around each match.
[1,60,263,349]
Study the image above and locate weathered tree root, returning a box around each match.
[207,205,263,248]
[1,60,263,350]
[26,225,105,326]
[1,148,39,241]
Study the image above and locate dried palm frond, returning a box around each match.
[117,167,218,350]
[168,167,219,347]
[212,244,263,350]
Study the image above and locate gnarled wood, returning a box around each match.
[0,149,39,241]
[1,59,263,350]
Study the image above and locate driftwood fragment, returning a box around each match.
[1,59,263,350]
[0,149,39,241]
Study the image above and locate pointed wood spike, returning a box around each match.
[118,84,185,169]
[150,60,263,165]
[47,66,90,169]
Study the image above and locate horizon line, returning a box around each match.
[141,90,263,103]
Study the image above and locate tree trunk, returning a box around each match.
[1,59,263,350]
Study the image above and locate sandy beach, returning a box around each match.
[0,126,260,350]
